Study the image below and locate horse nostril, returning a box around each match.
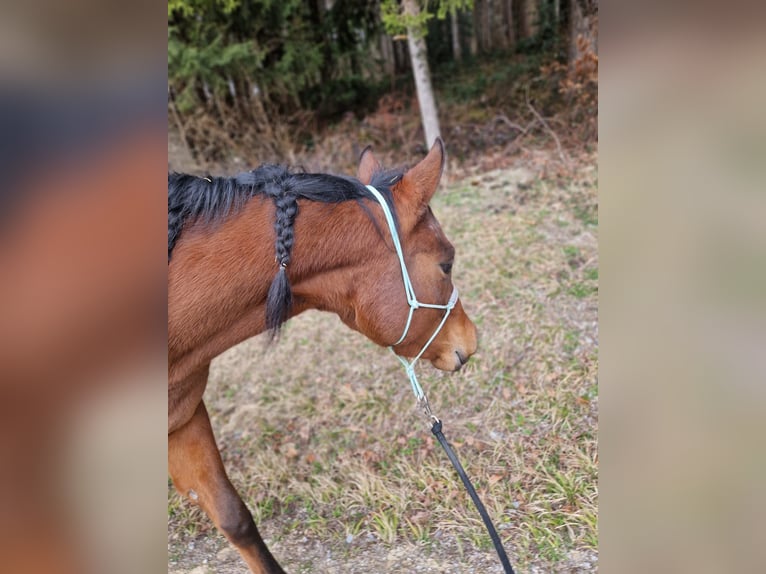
[455,351,468,367]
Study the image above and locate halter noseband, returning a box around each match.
[366,185,459,411]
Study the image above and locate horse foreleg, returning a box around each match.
[169,400,286,574]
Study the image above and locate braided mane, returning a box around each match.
[168,164,402,337]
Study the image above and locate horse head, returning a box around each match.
[352,139,478,372]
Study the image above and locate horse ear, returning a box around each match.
[400,137,445,211]
[357,145,381,185]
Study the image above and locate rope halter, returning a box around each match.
[365,185,459,415]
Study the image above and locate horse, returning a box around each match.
[168,138,478,574]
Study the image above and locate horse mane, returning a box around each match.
[168,164,403,338]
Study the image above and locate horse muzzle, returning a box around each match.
[428,311,478,372]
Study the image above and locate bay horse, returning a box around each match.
[168,139,478,573]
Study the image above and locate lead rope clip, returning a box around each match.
[417,395,440,425]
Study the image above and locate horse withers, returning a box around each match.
[167,139,478,574]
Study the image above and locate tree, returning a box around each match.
[381,0,471,148]
[382,0,440,148]
[569,0,598,66]
[502,0,516,50]
[450,9,462,62]
[403,0,441,147]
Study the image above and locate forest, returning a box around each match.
[168,0,597,171]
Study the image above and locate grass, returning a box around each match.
[168,161,598,572]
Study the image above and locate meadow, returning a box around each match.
[168,155,598,573]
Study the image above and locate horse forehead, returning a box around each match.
[412,209,450,249]
[425,215,441,233]
[427,208,449,236]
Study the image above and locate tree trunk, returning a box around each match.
[380,32,395,78]
[394,38,409,74]
[503,0,515,49]
[515,0,528,40]
[569,0,597,66]
[490,0,508,50]
[470,2,481,55]
[482,0,492,51]
[403,0,441,148]
[450,9,462,62]
[474,0,491,52]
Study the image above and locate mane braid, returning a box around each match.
[168,164,403,338]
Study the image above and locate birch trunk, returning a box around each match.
[403,0,441,148]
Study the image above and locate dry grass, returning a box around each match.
[168,158,598,572]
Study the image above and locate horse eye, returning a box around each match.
[440,262,453,275]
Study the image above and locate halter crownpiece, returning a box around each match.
[365,184,459,410]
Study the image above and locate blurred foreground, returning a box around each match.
[0,1,167,573]
[600,10,766,574]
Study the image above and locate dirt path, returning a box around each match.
[170,523,597,573]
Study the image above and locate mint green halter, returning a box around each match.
[366,185,459,413]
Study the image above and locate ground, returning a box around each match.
[168,152,598,573]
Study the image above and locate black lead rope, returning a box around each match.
[431,419,515,574]
[362,184,514,571]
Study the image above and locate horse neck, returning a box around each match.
[168,196,379,364]
[168,196,275,358]
[289,199,381,318]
